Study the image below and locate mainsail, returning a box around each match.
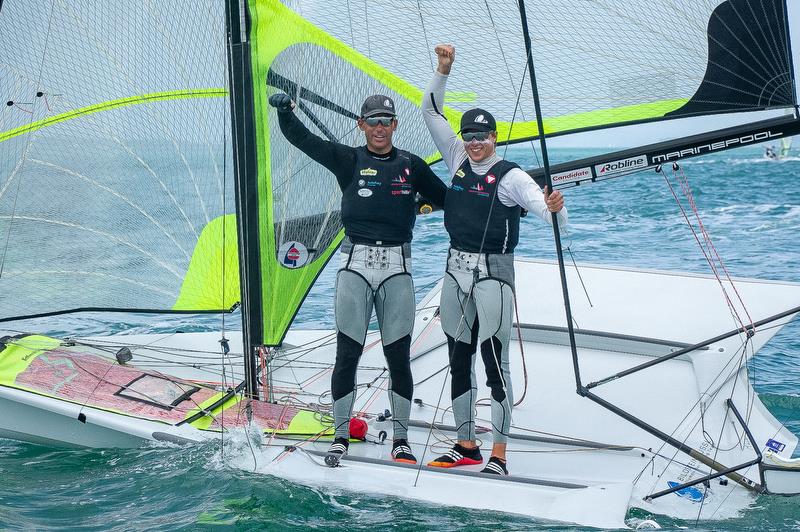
[0,2,238,319]
[227,0,798,349]
[2,0,798,384]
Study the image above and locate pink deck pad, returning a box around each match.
[14,347,298,431]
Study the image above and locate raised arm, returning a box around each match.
[269,93,355,189]
[420,44,466,176]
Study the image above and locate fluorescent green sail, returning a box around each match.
[174,214,240,311]
[244,0,694,344]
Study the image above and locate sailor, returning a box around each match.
[765,145,777,160]
[269,92,447,464]
[421,44,567,475]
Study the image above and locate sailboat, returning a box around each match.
[2,0,800,527]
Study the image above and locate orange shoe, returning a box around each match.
[427,444,483,468]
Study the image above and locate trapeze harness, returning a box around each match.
[331,147,417,441]
[440,158,522,444]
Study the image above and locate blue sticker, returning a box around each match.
[667,481,706,502]
[766,439,786,452]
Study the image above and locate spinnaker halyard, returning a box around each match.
[1,0,800,528]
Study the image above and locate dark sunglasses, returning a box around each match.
[363,116,395,127]
[462,131,491,142]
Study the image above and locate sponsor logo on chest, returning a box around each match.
[360,168,378,176]
[469,182,489,197]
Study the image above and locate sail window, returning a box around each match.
[115,375,200,410]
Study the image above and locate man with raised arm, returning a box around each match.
[421,44,567,475]
[269,92,447,464]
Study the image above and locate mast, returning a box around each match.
[225,0,262,399]
[515,0,583,392]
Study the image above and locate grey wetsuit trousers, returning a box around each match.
[331,237,415,441]
[439,248,515,444]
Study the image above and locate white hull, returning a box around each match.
[2,259,799,527]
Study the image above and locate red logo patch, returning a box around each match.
[286,246,301,261]
[486,174,496,184]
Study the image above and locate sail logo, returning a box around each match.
[552,167,591,185]
[594,155,648,177]
[360,168,378,176]
[651,130,783,164]
[278,241,309,269]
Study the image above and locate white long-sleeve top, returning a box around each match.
[422,71,567,227]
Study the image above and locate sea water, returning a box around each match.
[2,146,799,530]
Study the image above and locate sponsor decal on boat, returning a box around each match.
[360,168,378,176]
[667,481,706,502]
[766,438,786,452]
[357,188,373,197]
[594,155,648,177]
[552,167,591,185]
[651,130,784,164]
[278,241,309,268]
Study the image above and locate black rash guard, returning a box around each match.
[276,110,447,243]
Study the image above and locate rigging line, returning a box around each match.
[660,166,750,331]
[65,340,223,392]
[673,165,755,330]
[566,244,592,308]
[68,356,214,421]
[638,338,753,496]
[483,0,539,165]
[0,0,56,280]
[345,0,355,48]
[674,164,755,328]
[512,291,527,406]
[415,1,434,73]
[413,357,450,489]
[363,0,371,59]
[697,341,751,524]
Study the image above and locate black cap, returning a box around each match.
[459,108,496,133]
[360,94,396,118]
